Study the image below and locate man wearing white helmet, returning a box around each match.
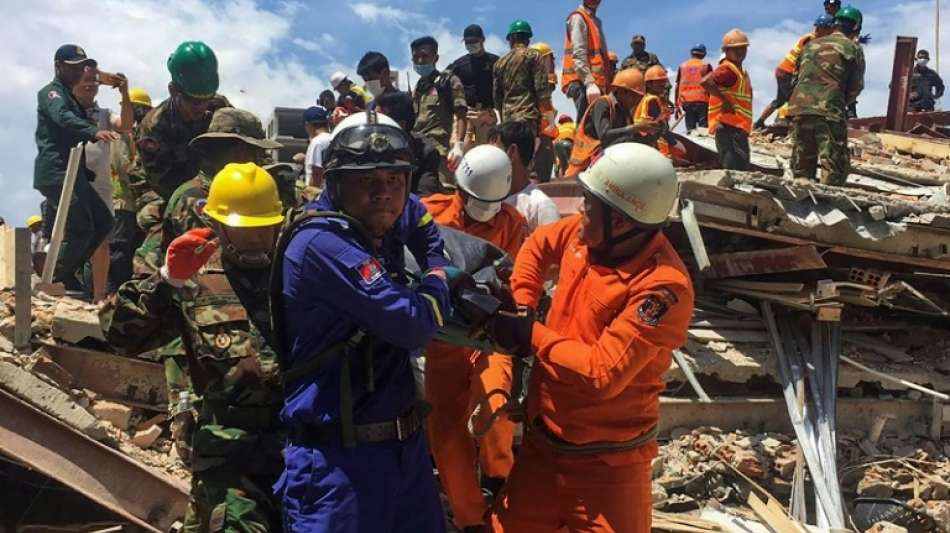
[272,110,458,532]
[330,70,372,108]
[487,143,694,533]
[421,145,526,531]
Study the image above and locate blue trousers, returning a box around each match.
[277,431,446,533]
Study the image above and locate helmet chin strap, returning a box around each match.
[589,202,647,263]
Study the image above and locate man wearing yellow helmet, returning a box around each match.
[27,215,47,275]
[103,162,286,533]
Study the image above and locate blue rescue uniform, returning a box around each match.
[276,192,450,533]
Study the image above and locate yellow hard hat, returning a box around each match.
[611,68,646,95]
[722,29,750,49]
[645,65,669,82]
[26,215,42,229]
[204,162,284,228]
[128,87,153,108]
[531,42,554,57]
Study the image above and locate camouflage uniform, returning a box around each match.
[101,249,283,533]
[493,44,552,132]
[412,69,467,186]
[621,51,661,72]
[787,31,865,185]
[132,94,231,276]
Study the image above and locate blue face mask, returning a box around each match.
[413,63,435,77]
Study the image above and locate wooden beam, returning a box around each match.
[14,228,31,350]
[708,245,827,279]
[878,131,950,160]
[41,145,83,285]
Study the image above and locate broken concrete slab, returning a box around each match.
[131,425,162,449]
[51,300,105,344]
[0,361,106,440]
[27,348,74,389]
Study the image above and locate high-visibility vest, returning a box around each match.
[708,60,753,134]
[777,33,815,75]
[557,122,577,141]
[633,93,666,148]
[565,95,616,177]
[561,9,611,94]
[677,58,710,105]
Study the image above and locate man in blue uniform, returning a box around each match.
[273,111,455,532]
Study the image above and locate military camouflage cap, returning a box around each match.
[190,108,282,150]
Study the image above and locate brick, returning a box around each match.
[131,425,162,449]
[90,400,134,431]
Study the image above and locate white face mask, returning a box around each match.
[918,58,930,67]
[466,42,484,55]
[464,198,502,222]
[366,79,385,97]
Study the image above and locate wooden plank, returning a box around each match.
[14,228,31,350]
[747,493,804,533]
[42,145,83,285]
[713,280,806,294]
[0,226,14,289]
[879,131,950,160]
[688,328,771,343]
[708,245,828,279]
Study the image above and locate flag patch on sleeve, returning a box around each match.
[357,257,384,284]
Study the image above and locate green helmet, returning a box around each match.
[835,5,863,26]
[507,19,533,39]
[167,41,219,98]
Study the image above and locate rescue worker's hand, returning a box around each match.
[585,83,602,102]
[447,142,465,171]
[162,228,218,286]
[489,309,536,358]
[95,130,120,143]
[427,266,475,293]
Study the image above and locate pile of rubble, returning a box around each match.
[654,427,950,530]
[0,289,188,482]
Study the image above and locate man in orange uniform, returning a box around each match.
[754,15,835,129]
[565,68,659,177]
[422,144,527,533]
[488,142,694,533]
[675,44,712,132]
[562,0,612,120]
[702,29,753,171]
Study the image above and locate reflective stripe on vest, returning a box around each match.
[565,95,615,177]
[777,33,815,74]
[633,94,664,147]
[708,60,753,134]
[677,58,710,104]
[561,9,610,94]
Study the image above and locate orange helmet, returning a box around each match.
[721,29,750,49]
[611,68,646,95]
[645,65,669,82]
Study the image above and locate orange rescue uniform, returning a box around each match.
[708,59,753,134]
[492,215,694,533]
[777,32,815,75]
[676,58,711,106]
[421,192,527,528]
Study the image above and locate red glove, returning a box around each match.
[163,228,218,284]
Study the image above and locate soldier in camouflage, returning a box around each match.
[102,162,286,533]
[410,35,469,193]
[787,6,865,186]
[494,20,556,182]
[132,41,230,276]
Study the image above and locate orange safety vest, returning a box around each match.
[777,33,815,75]
[677,58,710,105]
[561,9,611,95]
[708,60,753,134]
[633,93,668,151]
[565,94,616,177]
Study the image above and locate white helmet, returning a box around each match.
[324,111,415,176]
[455,145,512,223]
[578,143,678,227]
[330,71,348,89]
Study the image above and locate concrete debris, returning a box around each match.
[50,299,105,344]
[865,521,909,533]
[91,400,134,431]
[131,424,163,450]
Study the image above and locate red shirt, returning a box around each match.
[712,64,739,88]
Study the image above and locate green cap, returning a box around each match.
[835,5,863,26]
[190,108,282,150]
[168,41,220,98]
[507,20,533,38]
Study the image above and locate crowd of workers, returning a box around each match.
[22,0,921,531]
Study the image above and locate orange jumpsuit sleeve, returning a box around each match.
[532,283,693,400]
[510,216,578,308]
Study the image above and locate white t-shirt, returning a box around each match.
[304,132,332,184]
[84,106,114,214]
[504,182,561,233]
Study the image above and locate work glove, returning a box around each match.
[585,83,602,102]
[162,228,218,287]
[426,265,476,292]
[447,142,465,172]
[488,309,536,358]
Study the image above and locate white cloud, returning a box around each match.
[351,3,410,24]
[1,0,326,227]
